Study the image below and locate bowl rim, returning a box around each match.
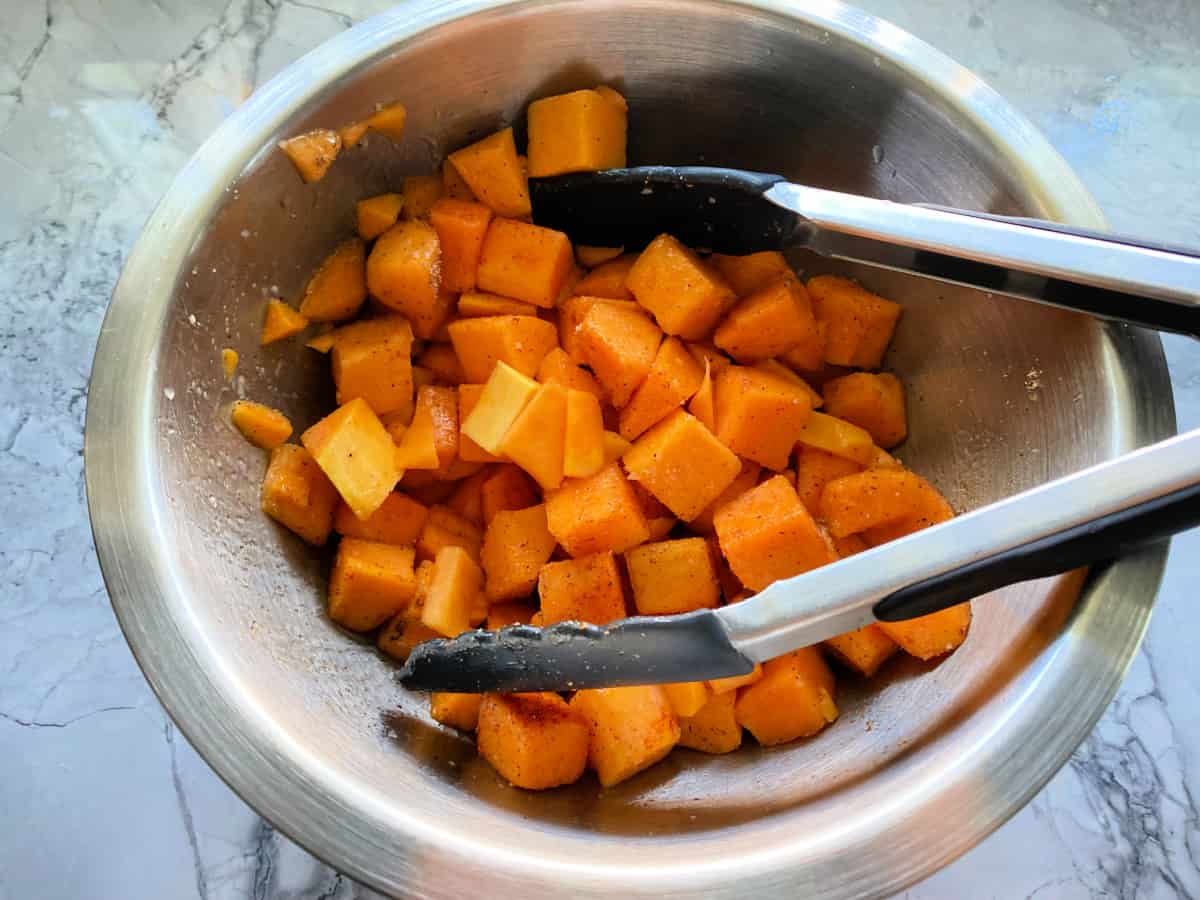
[85,0,1175,896]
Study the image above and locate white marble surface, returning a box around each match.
[2,1,1199,897]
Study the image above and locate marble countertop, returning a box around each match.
[4,1,1198,897]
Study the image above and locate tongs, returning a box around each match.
[399,167,1200,694]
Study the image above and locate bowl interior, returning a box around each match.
[105,1,1169,896]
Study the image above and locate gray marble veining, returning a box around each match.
[1,1,1198,897]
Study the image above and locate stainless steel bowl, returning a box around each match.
[85,1,1175,896]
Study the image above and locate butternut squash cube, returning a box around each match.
[710,251,793,297]
[487,602,537,630]
[678,689,742,754]
[823,625,899,677]
[688,459,760,534]
[301,398,399,520]
[576,245,624,268]
[430,693,482,731]
[456,384,502,464]
[708,663,763,695]
[221,348,239,378]
[278,129,341,183]
[751,359,823,409]
[819,467,929,538]
[401,174,443,219]
[328,539,417,631]
[416,343,466,386]
[333,491,427,545]
[447,127,532,218]
[832,532,869,557]
[356,192,404,240]
[623,410,741,522]
[878,603,971,660]
[481,465,540,524]
[260,444,338,545]
[545,463,649,557]
[430,198,493,293]
[713,475,836,591]
[460,361,540,456]
[735,647,838,745]
[537,347,605,401]
[618,337,705,440]
[625,537,719,615]
[442,158,477,200]
[447,467,489,526]
[476,218,574,308]
[499,381,567,490]
[339,119,369,149]
[421,544,485,636]
[794,445,863,516]
[806,275,902,368]
[822,372,907,448]
[795,410,877,466]
[714,366,812,471]
[477,692,590,790]
[458,291,538,318]
[626,234,735,339]
[558,295,640,363]
[392,390,440,472]
[417,504,483,564]
[448,315,559,384]
[230,400,292,449]
[527,87,627,177]
[688,359,716,432]
[331,316,415,420]
[602,430,632,465]
[713,275,819,362]
[862,474,955,545]
[563,388,606,479]
[366,220,448,339]
[481,504,557,602]
[577,302,663,408]
[261,299,309,345]
[377,616,440,662]
[570,686,680,788]
[574,253,637,300]
[364,102,407,140]
[538,551,627,625]
[779,322,828,373]
[662,682,711,719]
[299,239,367,322]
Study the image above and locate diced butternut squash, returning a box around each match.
[300,239,367,322]
[602,430,632,465]
[306,331,337,353]
[563,389,606,479]
[713,366,812,471]
[625,537,719,615]
[447,127,531,218]
[574,254,637,300]
[537,347,602,398]
[278,129,341,183]
[751,359,823,409]
[230,400,292,449]
[333,492,427,546]
[527,86,627,177]
[794,445,863,516]
[328,539,417,631]
[475,217,573,308]
[447,467,489,525]
[713,475,836,591]
[481,465,540,524]
[822,372,907,448]
[832,532,869,557]
[366,220,448,339]
[618,337,705,440]
[364,102,407,140]
[499,381,567,490]
[578,302,662,408]
[448,315,559,384]
[301,398,399,520]
[626,234,736,339]
[819,467,929,538]
[331,316,415,420]
[393,390,440,471]
[460,361,540,455]
[430,198,493,293]
[458,292,538,318]
[862,474,955,545]
[538,551,627,625]
[622,410,740,522]
[678,689,742,753]
[339,119,369,149]
[806,275,902,368]
[481,504,557,602]
[221,348,239,378]
[823,625,899,677]
[430,693,482,731]
[662,682,710,719]
[261,299,309,345]
[688,459,760,534]
[795,411,877,466]
[477,692,590,790]
[417,504,482,563]
[457,384,501,464]
[558,296,639,363]
[735,647,837,745]
[686,342,732,378]
[713,275,819,362]
[708,663,763,695]
[356,193,404,240]
[377,615,440,662]
[570,686,680,788]
[546,463,649,557]
[878,604,971,660]
[442,158,476,200]
[260,444,338,545]
[402,175,443,219]
[710,251,793,297]
[421,544,484,636]
[487,602,536,630]
[687,360,716,433]
[577,245,624,267]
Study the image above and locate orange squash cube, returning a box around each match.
[713,475,836,591]
[794,445,863,516]
[401,174,443,219]
[366,220,449,339]
[832,532,869,557]
[430,693,482,731]
[545,463,649,557]
[526,87,627,177]
[356,192,404,240]
[481,465,540,525]
[779,322,828,372]
[446,468,490,526]
[537,347,604,400]
[230,400,292,449]
[713,275,819,362]
[221,348,239,378]
[563,388,606,479]
[416,343,466,386]
[301,398,399,520]
[442,158,477,200]
[713,366,812,471]
[328,538,417,631]
[392,390,441,472]
[261,299,308,345]
[823,625,899,677]
[331,316,415,420]
[819,467,929,538]
[417,504,482,564]
[558,296,640,363]
[457,291,538,318]
[862,474,955,545]
[447,127,531,218]
[822,372,907,448]
[574,253,637,300]
[499,381,567,490]
[363,102,407,140]
[377,615,440,662]
[622,410,741,522]
[710,251,793,297]
[735,647,838,745]
[429,198,493,293]
[476,218,574,308]
[578,302,662,408]
[750,359,822,409]
[626,234,736,339]
[618,337,705,440]
[570,686,680,788]
[477,692,590,790]
[678,689,742,754]
[688,459,760,534]
[708,663,763,695]
[685,342,733,379]
[878,604,971,660]
[333,491,428,545]
[538,551,627,625]
[487,602,536,630]
[480,504,557,602]
[278,128,341,182]
[456,384,501,464]
[260,444,339,545]
[420,544,485,636]
[459,360,541,455]
[448,315,559,384]
[576,245,624,268]
[625,537,720,615]
[299,239,367,322]
[795,410,877,466]
[662,682,710,719]
[806,275,902,368]
[602,430,632,465]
